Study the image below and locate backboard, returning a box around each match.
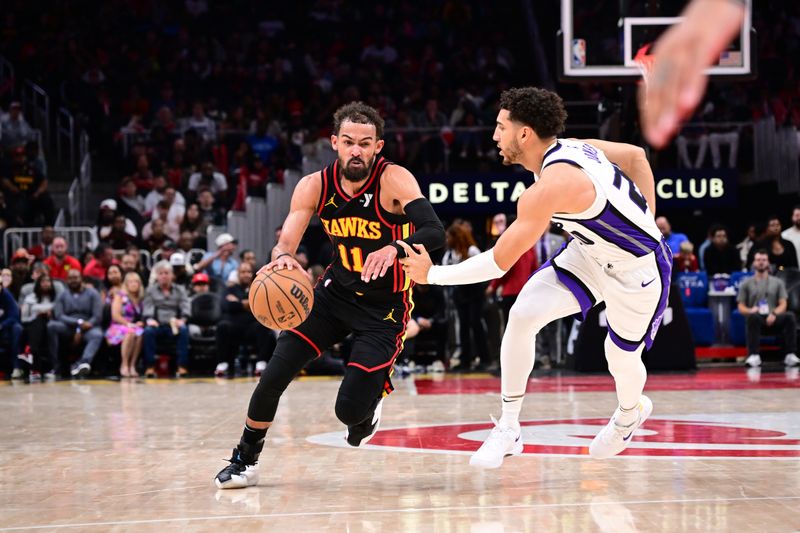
[559,0,754,81]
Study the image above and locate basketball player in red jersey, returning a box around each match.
[215,102,445,488]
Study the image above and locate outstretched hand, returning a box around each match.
[397,241,433,285]
[361,244,398,282]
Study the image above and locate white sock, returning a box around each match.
[615,403,640,426]
[500,393,524,430]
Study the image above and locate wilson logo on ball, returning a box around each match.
[291,284,311,314]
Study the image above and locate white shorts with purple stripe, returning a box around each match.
[539,238,673,351]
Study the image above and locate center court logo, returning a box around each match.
[307,412,800,459]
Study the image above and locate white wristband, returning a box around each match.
[427,248,507,285]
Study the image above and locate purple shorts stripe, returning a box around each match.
[577,205,659,258]
[580,219,649,257]
[530,240,568,279]
[552,264,596,318]
[608,326,642,352]
[643,240,674,350]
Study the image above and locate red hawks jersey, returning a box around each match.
[316,157,415,295]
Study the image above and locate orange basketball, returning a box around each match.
[249,267,314,330]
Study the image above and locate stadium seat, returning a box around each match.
[676,271,709,308]
[685,307,715,346]
[729,271,754,294]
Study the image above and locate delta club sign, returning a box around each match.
[418,169,736,214]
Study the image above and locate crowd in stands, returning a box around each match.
[1,203,798,382]
[0,1,798,381]
[661,206,800,276]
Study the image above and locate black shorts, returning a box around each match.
[286,276,412,394]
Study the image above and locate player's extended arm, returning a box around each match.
[265,173,321,271]
[401,165,592,285]
[360,165,445,282]
[582,139,656,213]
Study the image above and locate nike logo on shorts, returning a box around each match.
[641,278,656,287]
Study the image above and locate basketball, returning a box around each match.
[249,267,314,330]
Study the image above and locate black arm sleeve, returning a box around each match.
[390,198,446,258]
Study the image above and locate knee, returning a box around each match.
[507,305,546,334]
[11,323,22,335]
[783,312,796,326]
[335,393,372,426]
[143,326,157,338]
[746,313,761,326]
[46,321,60,334]
[253,354,294,395]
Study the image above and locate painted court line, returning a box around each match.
[2,495,799,530]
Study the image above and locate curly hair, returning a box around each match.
[333,101,385,139]
[446,223,477,260]
[499,87,567,139]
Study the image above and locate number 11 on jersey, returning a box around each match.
[338,244,364,272]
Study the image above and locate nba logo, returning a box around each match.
[572,39,586,68]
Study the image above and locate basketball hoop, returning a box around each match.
[634,43,655,86]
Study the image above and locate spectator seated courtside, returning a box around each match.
[47,270,103,378]
[142,260,191,378]
[737,250,799,368]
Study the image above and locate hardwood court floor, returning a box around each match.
[1,367,799,532]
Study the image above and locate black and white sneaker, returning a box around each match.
[215,448,260,489]
[345,398,383,447]
[70,362,91,378]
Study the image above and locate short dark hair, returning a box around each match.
[95,242,111,256]
[709,223,727,237]
[499,87,567,139]
[753,248,769,258]
[333,102,384,139]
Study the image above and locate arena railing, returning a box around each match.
[753,117,799,194]
[4,226,94,262]
[22,80,50,150]
[67,178,81,225]
[57,106,77,177]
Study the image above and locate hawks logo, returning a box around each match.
[308,412,800,459]
[321,217,382,239]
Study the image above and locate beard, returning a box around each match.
[755,265,769,273]
[500,140,522,166]
[340,155,373,182]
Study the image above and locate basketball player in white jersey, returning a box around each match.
[399,87,672,468]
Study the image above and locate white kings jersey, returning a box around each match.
[536,139,663,263]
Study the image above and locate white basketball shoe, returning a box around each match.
[469,416,524,469]
[589,395,653,459]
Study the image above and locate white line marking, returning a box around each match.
[1,495,799,531]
